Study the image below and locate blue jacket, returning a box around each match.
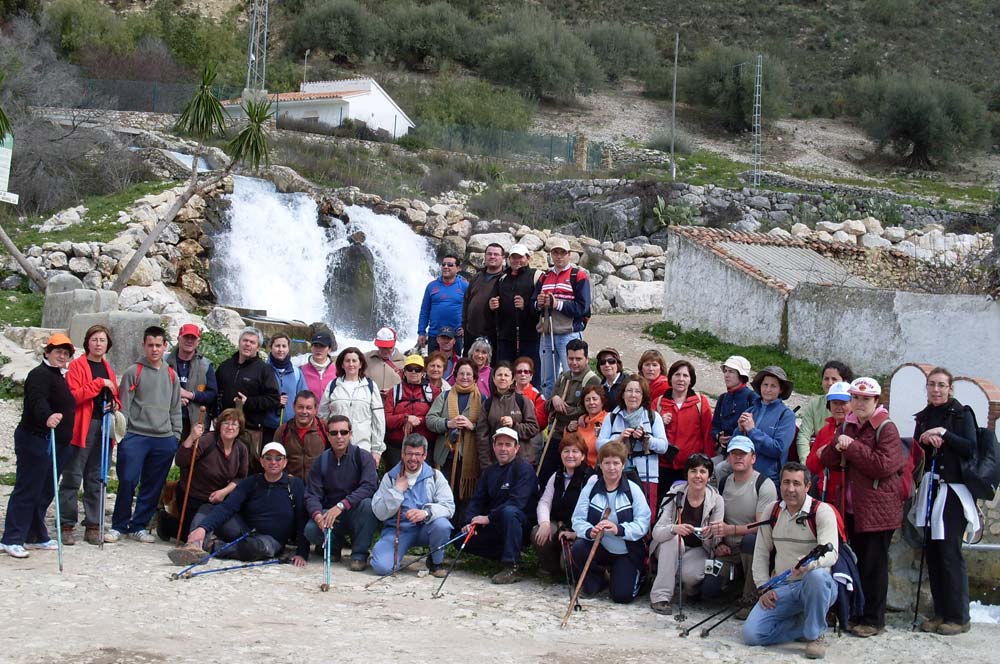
[264,360,306,429]
[711,384,755,441]
[464,457,537,526]
[304,445,379,517]
[745,394,797,484]
[417,276,467,338]
[572,475,650,557]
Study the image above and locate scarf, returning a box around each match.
[447,381,482,499]
[309,356,332,375]
[269,353,293,371]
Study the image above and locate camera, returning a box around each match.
[704,558,724,577]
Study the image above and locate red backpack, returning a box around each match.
[129,363,177,391]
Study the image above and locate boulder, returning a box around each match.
[450,219,472,239]
[842,218,867,236]
[126,258,160,287]
[767,228,792,238]
[155,255,178,283]
[428,203,450,217]
[41,274,117,329]
[732,216,761,233]
[37,205,87,233]
[815,231,834,242]
[71,242,93,258]
[47,251,68,269]
[816,221,844,234]
[618,264,640,280]
[70,311,160,373]
[81,271,103,290]
[639,269,655,282]
[861,233,892,249]
[613,281,662,312]
[592,260,615,277]
[179,271,209,297]
[605,250,632,268]
[263,164,316,193]
[747,195,771,210]
[790,223,811,237]
[205,307,247,345]
[177,239,204,258]
[439,235,467,259]
[424,215,449,239]
[860,216,884,235]
[467,232,516,253]
[831,230,853,244]
[642,244,664,257]
[404,208,427,225]
[68,256,96,274]
[519,233,544,252]
[883,226,907,243]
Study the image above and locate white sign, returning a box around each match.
[0,135,18,205]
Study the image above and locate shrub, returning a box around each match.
[850,72,988,167]
[198,329,236,368]
[382,1,480,70]
[646,129,693,154]
[43,0,132,59]
[479,7,602,103]
[395,133,430,151]
[413,78,533,132]
[580,22,659,83]
[284,0,383,62]
[2,0,40,21]
[420,167,461,196]
[864,0,916,28]
[681,45,790,131]
[640,64,674,99]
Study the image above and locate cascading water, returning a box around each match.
[211,175,436,349]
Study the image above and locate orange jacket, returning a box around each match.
[656,392,714,469]
[577,410,607,468]
[66,355,120,448]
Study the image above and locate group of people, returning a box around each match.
[0,235,985,660]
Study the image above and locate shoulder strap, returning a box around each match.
[755,473,768,494]
[719,474,728,496]
[768,501,781,528]
[695,392,703,416]
[130,363,143,391]
[393,383,403,405]
[515,391,525,413]
[422,384,434,404]
[366,377,376,395]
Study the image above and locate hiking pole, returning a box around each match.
[680,603,739,637]
[675,494,687,623]
[176,406,207,545]
[562,507,612,627]
[99,407,111,550]
[561,537,581,612]
[169,529,256,580]
[279,393,287,427]
[49,428,64,573]
[546,306,557,394]
[321,527,332,592]
[392,507,403,575]
[364,530,469,588]
[432,524,477,598]
[536,423,555,478]
[181,558,285,579]
[912,453,938,630]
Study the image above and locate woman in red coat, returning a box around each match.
[61,325,120,545]
[819,377,904,638]
[805,381,852,504]
[383,355,439,470]
[655,360,714,489]
[639,349,670,405]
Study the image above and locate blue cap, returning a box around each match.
[727,435,755,454]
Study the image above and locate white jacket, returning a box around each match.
[319,376,386,455]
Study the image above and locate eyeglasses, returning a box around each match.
[514,369,532,375]
[599,358,618,366]
[262,455,285,462]
[328,429,351,436]
[220,421,240,428]
[404,366,423,373]
[926,382,949,389]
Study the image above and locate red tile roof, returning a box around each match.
[221,90,365,105]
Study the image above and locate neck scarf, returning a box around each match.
[269,353,292,370]
[447,381,482,499]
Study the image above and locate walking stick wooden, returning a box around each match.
[561,507,611,627]
[176,406,207,545]
[392,507,403,574]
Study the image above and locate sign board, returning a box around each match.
[0,135,18,205]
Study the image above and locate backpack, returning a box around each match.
[393,382,434,407]
[482,392,526,421]
[718,471,768,497]
[569,267,591,329]
[280,420,332,450]
[954,406,1000,501]
[328,376,376,397]
[130,363,177,392]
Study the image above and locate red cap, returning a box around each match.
[178,324,201,339]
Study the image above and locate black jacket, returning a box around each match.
[462,270,502,341]
[914,399,976,484]
[20,362,75,443]
[215,352,280,429]
[550,465,595,523]
[495,267,540,342]
[464,457,538,526]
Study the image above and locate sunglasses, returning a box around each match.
[404,366,423,373]
[328,429,351,436]
[262,455,285,462]
[599,358,618,366]
[441,262,457,267]
[514,369,532,375]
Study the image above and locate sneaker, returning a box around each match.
[26,540,59,550]
[804,635,827,659]
[128,530,156,544]
[168,545,208,566]
[1,543,29,558]
[349,558,368,572]
[936,622,971,636]
[920,616,944,633]
[650,601,673,615]
[427,562,448,579]
[104,529,121,543]
[491,565,522,585]
[850,624,884,638]
[61,526,76,546]
[84,526,101,546]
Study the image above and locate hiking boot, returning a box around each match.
[427,561,448,578]
[850,624,884,638]
[936,622,971,636]
[1,543,29,558]
[735,605,752,621]
[61,525,76,546]
[168,545,207,566]
[128,529,156,543]
[650,601,673,615]
[26,539,59,550]
[491,565,523,585]
[920,616,944,633]
[804,635,827,659]
[104,529,121,543]
[84,526,102,546]
[349,558,368,572]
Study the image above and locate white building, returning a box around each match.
[223,77,414,138]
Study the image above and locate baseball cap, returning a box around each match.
[721,355,751,379]
[374,327,397,348]
[726,435,755,454]
[849,377,881,397]
[548,237,570,252]
[436,327,456,339]
[492,426,519,442]
[508,244,530,257]
[311,332,333,347]
[44,332,75,355]
[826,381,852,402]
[404,354,425,368]
[178,323,201,339]
[261,442,287,457]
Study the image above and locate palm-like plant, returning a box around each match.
[0,73,11,143]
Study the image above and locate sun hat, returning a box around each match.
[508,244,530,257]
[751,365,793,400]
[721,355,751,380]
[548,237,570,252]
[492,426,519,442]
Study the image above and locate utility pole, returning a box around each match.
[244,0,269,102]
[670,32,679,181]
[751,54,763,187]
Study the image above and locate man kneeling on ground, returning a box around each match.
[370,433,455,578]
[169,442,309,566]
[743,462,838,660]
[460,427,537,584]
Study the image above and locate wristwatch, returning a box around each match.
[424,509,432,521]
[336,502,345,511]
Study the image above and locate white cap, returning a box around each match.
[849,377,881,397]
[261,442,287,457]
[492,426,519,442]
[826,381,852,402]
[508,244,530,257]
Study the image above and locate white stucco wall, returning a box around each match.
[276,99,348,127]
[662,232,785,346]
[346,91,412,137]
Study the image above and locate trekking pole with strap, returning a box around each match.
[561,506,612,627]
[432,524,477,598]
[49,428,64,573]
[912,452,938,630]
[181,558,285,579]
[99,406,112,551]
[169,529,257,579]
[365,530,468,588]
[320,527,332,592]
[675,502,687,623]
[176,406,207,545]
[279,392,287,427]
[561,536,581,612]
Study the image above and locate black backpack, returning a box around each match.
[956,407,1000,501]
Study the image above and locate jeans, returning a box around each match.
[369,518,453,575]
[59,419,106,527]
[539,331,582,398]
[743,568,837,645]
[304,497,379,561]
[462,505,529,565]
[2,428,70,545]
[111,433,177,534]
[570,539,642,604]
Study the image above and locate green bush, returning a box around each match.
[850,72,988,167]
[395,132,430,151]
[413,78,533,132]
[284,0,383,62]
[640,64,675,99]
[420,167,461,196]
[198,329,236,368]
[681,45,790,131]
[2,0,40,21]
[580,22,659,83]
[382,1,480,69]
[646,129,693,155]
[864,0,916,28]
[479,7,602,103]
[43,0,131,59]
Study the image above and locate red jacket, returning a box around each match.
[383,381,439,446]
[519,384,548,431]
[648,374,669,405]
[66,355,120,448]
[656,392,714,470]
[818,407,904,533]
[806,417,846,504]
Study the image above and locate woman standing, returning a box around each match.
[383,355,439,469]
[597,347,627,412]
[639,349,670,405]
[61,325,120,545]
[738,366,796,485]
[425,352,452,395]
[656,360,714,490]
[818,377,903,638]
[300,332,336,397]
[649,454,725,614]
[912,367,978,636]
[469,337,493,398]
[1,334,76,559]
[805,381,852,503]
[264,333,306,443]
[532,433,594,576]
[569,440,651,604]
[796,361,854,463]
[426,359,482,505]
[475,362,538,467]
[573,385,607,468]
[318,347,386,466]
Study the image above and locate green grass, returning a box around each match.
[646,320,824,395]
[0,291,44,328]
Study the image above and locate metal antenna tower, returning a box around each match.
[244,0,269,98]
[751,54,763,187]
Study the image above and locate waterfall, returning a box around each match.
[210,176,436,349]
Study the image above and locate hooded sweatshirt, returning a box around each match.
[118,357,182,439]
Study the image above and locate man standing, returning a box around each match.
[170,442,310,567]
[463,242,505,359]
[434,327,460,384]
[273,390,329,480]
[304,415,380,571]
[744,462,839,660]
[417,254,467,354]
[492,244,541,379]
[540,339,601,481]
[216,326,281,471]
[532,238,591,397]
[366,326,404,395]
[165,323,218,441]
[370,433,455,577]
[461,427,537,584]
[264,333,306,444]
[111,326,182,543]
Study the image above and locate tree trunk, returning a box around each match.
[0,222,47,291]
